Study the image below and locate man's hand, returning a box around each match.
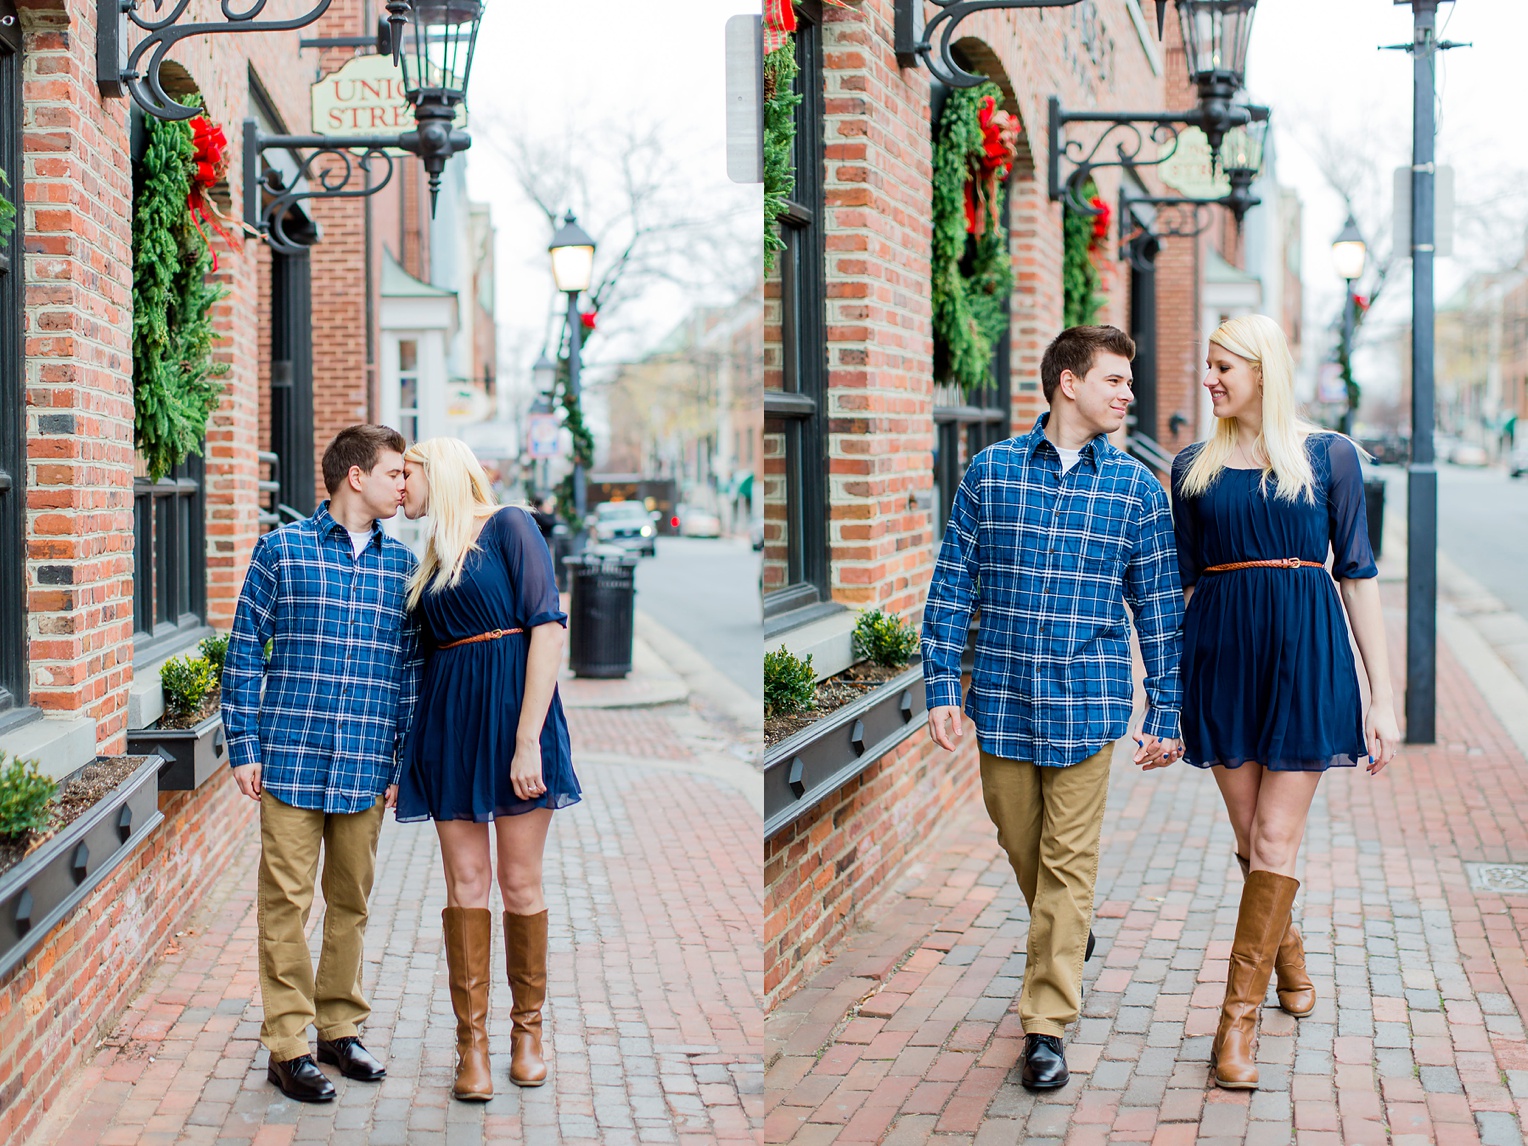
[928,705,965,752]
[1133,734,1183,770]
[232,762,262,801]
[385,784,398,809]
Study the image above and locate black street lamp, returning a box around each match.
[1176,0,1258,158]
[1331,214,1367,436]
[398,0,480,212]
[548,212,597,527]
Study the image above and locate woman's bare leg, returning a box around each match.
[1211,760,1264,862]
[493,809,554,915]
[436,820,493,909]
[1246,771,1323,877]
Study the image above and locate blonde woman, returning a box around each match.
[1170,315,1399,1091]
[395,437,580,1101]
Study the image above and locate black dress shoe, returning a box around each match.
[1019,1034,1070,1091]
[317,1036,387,1081]
[267,1054,336,1102]
[1086,928,1096,961]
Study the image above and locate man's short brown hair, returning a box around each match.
[1040,325,1136,404]
[321,424,407,494]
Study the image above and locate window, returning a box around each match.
[133,453,208,656]
[0,3,27,725]
[398,339,421,443]
[763,2,829,621]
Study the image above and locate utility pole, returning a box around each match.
[1390,0,1465,744]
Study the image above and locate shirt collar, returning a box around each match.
[312,501,384,548]
[1022,412,1106,469]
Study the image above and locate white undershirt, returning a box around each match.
[347,528,373,558]
[1054,446,1083,474]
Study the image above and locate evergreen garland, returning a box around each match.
[930,82,1013,395]
[132,107,229,481]
[553,355,597,531]
[763,40,800,276]
[0,167,15,242]
[1062,180,1106,328]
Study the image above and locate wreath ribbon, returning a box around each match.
[964,95,1020,236]
[187,115,241,271]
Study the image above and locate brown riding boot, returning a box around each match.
[504,910,549,1087]
[1237,853,1316,1017]
[442,907,494,1101]
[1212,869,1299,1089]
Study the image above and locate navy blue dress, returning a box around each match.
[397,506,581,821]
[1170,435,1377,772]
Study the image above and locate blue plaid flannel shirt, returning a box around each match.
[921,415,1183,767]
[222,502,424,813]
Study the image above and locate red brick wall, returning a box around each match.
[0,774,256,1146]
[763,1,1168,1009]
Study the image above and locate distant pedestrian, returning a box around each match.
[395,438,581,1101]
[529,493,558,543]
[222,424,422,1103]
[921,325,1184,1092]
[1171,314,1399,1091]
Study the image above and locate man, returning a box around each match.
[222,424,423,1103]
[922,325,1184,1091]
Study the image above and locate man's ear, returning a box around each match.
[347,464,366,493]
[1057,369,1081,401]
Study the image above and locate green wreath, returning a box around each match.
[0,167,15,242]
[763,39,800,276]
[132,107,229,482]
[931,82,1013,396]
[1062,180,1105,328]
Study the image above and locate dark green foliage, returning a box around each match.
[554,354,597,532]
[1062,181,1105,328]
[199,632,229,678]
[852,608,920,669]
[931,82,1013,396]
[0,754,56,840]
[765,646,816,717]
[132,107,229,481]
[0,167,15,243]
[159,654,219,720]
[763,42,801,276]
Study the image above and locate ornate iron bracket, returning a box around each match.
[243,121,397,255]
[896,0,1175,86]
[98,0,413,118]
[1048,97,1267,214]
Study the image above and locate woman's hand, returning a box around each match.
[511,735,548,801]
[1366,700,1400,774]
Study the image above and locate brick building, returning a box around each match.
[762,0,1295,1010]
[0,0,496,1136]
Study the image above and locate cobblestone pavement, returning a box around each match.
[766,585,1528,1145]
[28,697,763,1146]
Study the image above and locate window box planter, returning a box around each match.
[764,661,926,837]
[127,713,226,791]
[0,755,164,979]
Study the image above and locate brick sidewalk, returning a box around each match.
[25,703,763,1146]
[766,585,1528,1145]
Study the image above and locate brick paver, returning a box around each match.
[766,584,1528,1144]
[27,699,762,1146]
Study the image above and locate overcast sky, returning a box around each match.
[1246,0,1528,398]
[464,0,760,413]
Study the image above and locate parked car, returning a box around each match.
[591,500,657,556]
[673,504,722,539]
[1510,443,1528,479]
[1448,442,1489,468]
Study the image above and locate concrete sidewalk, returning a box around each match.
[765,581,1528,1145]
[25,633,763,1146]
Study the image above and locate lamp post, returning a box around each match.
[548,212,597,529]
[1331,215,1367,436]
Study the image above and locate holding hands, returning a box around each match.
[1133,731,1184,770]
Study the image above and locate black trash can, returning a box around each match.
[564,552,638,678]
[1363,477,1385,561]
[551,525,572,593]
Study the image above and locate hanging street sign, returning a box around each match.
[311,55,467,152]
[1158,127,1231,200]
[526,413,563,459]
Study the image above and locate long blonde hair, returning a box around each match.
[1179,313,1319,504]
[404,437,498,610]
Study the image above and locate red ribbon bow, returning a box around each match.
[1088,195,1112,246]
[764,0,797,52]
[187,114,239,271]
[964,96,1021,236]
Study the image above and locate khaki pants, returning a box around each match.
[979,745,1113,1037]
[257,791,385,1061]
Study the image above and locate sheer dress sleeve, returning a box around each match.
[1324,436,1378,580]
[1170,445,1205,589]
[497,507,569,628]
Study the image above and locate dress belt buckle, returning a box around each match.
[489,628,504,639]
[1282,557,1301,570]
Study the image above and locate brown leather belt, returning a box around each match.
[1202,558,1325,573]
[437,627,524,650]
